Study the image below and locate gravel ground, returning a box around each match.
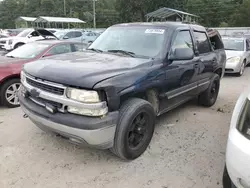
[1,69,250,188]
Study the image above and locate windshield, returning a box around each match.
[17,29,33,37]
[54,31,67,39]
[88,26,166,58]
[6,43,49,59]
[223,38,244,51]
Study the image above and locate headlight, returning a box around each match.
[20,71,26,83]
[227,56,241,63]
[8,39,13,45]
[67,106,108,116]
[66,88,100,103]
[237,99,250,138]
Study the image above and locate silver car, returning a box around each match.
[223,37,250,76]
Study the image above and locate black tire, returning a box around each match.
[14,43,24,49]
[237,61,246,77]
[223,166,236,188]
[111,98,156,160]
[0,78,21,108]
[198,74,220,107]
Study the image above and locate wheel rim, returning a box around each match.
[210,81,219,101]
[240,63,245,75]
[127,112,149,150]
[5,83,21,105]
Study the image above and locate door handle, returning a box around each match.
[194,63,199,69]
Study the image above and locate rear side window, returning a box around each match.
[171,30,194,52]
[194,32,211,54]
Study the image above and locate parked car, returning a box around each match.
[54,30,98,44]
[0,34,8,49]
[222,37,250,76]
[19,22,226,160]
[223,88,250,188]
[0,40,85,108]
[3,28,57,51]
[54,30,83,41]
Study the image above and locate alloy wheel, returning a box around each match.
[5,83,21,105]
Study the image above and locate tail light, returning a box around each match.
[237,99,250,139]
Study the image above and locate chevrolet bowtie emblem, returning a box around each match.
[30,89,40,98]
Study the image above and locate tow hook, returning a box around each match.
[23,114,28,118]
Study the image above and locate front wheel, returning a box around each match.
[111,98,156,160]
[198,74,220,107]
[0,78,21,108]
[237,61,246,77]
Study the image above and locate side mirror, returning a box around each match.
[169,48,194,61]
[28,35,32,38]
[63,36,69,39]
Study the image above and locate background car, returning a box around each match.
[3,28,57,51]
[223,88,250,188]
[54,30,98,44]
[223,37,250,76]
[0,40,85,108]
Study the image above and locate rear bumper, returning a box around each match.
[19,93,119,149]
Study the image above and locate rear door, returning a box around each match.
[193,31,217,91]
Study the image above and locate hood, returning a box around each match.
[0,56,28,67]
[23,52,153,88]
[35,28,58,40]
[225,50,244,59]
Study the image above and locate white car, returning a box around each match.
[223,89,250,188]
[3,28,57,51]
[223,37,250,76]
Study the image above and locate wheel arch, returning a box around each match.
[119,88,160,114]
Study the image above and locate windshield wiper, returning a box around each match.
[6,55,15,58]
[87,48,103,53]
[107,50,136,57]
[225,48,237,51]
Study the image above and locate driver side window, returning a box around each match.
[30,31,39,37]
[171,30,194,53]
[65,32,75,39]
[47,44,72,55]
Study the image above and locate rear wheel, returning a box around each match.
[198,74,220,107]
[111,98,156,160]
[0,78,21,108]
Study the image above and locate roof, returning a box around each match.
[34,16,86,23]
[146,7,199,19]
[16,16,37,22]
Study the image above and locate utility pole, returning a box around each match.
[64,0,66,16]
[93,0,96,28]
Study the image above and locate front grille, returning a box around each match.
[26,77,64,95]
[225,69,234,72]
[30,96,63,109]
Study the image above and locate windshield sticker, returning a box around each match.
[145,29,165,34]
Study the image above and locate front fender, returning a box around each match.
[94,64,165,111]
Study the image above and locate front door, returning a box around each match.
[159,30,200,113]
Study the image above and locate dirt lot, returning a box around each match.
[1,69,250,188]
